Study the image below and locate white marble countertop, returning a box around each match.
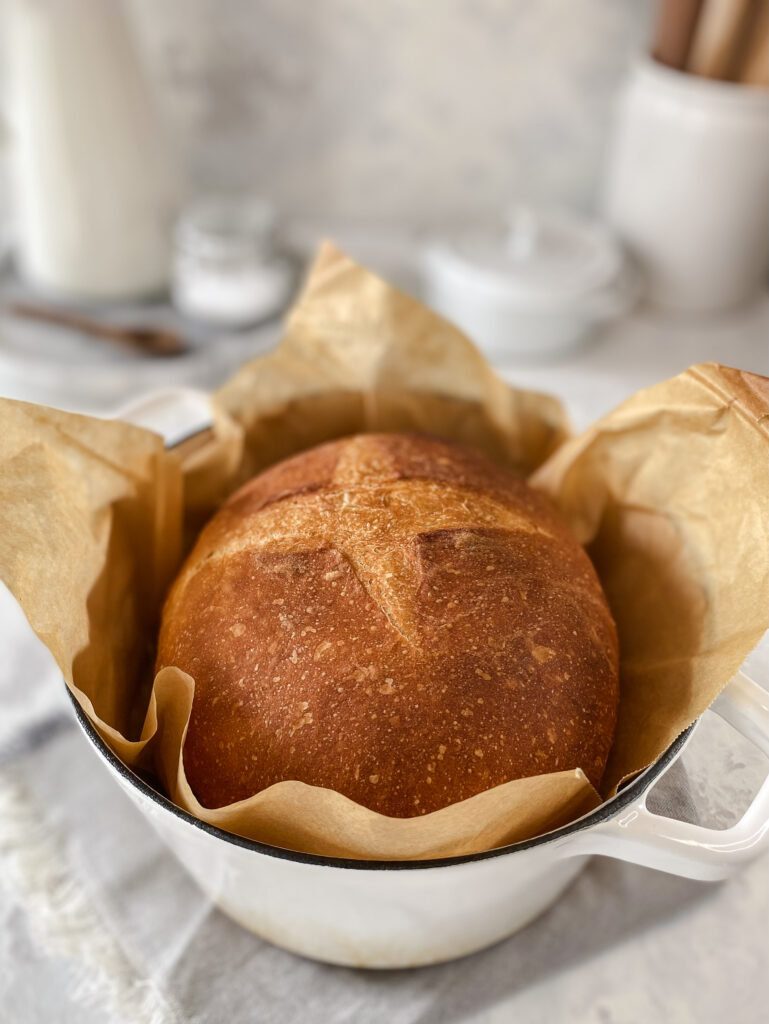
[0,255,767,1024]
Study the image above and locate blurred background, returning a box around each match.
[123,0,646,225]
[0,0,766,422]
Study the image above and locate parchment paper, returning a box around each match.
[0,244,766,859]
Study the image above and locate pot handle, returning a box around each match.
[112,387,214,448]
[566,672,769,882]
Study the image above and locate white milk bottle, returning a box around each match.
[4,0,177,301]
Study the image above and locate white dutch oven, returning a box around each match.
[66,390,769,969]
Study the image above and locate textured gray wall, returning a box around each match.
[128,0,653,227]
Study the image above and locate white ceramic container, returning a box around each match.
[65,389,769,969]
[4,0,176,301]
[602,56,769,313]
[421,208,638,361]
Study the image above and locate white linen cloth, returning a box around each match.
[1,292,768,1024]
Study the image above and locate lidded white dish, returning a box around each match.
[421,206,638,361]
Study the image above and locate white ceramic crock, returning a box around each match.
[602,56,769,313]
[67,389,769,970]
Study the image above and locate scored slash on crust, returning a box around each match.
[173,478,547,648]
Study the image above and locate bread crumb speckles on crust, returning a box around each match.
[157,433,619,818]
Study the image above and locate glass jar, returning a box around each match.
[172,195,293,327]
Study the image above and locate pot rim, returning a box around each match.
[67,686,693,872]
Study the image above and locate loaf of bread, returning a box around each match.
[157,434,619,817]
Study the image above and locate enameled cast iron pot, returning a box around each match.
[66,389,769,969]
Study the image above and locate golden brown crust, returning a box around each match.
[157,434,619,816]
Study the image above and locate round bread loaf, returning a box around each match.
[157,433,619,817]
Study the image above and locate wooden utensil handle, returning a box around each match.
[653,0,705,69]
[737,0,769,84]
[11,302,132,341]
[9,302,187,357]
[686,0,755,78]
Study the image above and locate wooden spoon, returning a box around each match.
[9,302,189,358]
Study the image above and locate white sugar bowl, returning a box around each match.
[421,207,638,361]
